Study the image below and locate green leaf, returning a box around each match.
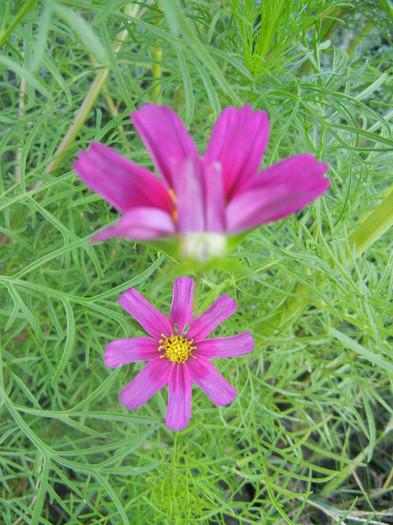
[54,5,107,64]
[330,327,393,375]
[52,298,76,385]
[0,54,50,98]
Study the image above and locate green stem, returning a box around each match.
[0,0,38,49]
[42,65,111,176]
[261,184,393,336]
[193,271,202,317]
[152,45,163,104]
[347,186,393,259]
[159,0,241,105]
[320,414,393,496]
[347,18,374,60]
[34,3,139,187]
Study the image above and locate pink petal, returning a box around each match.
[195,332,254,359]
[203,160,225,231]
[119,358,171,409]
[105,337,159,367]
[243,154,329,192]
[204,105,269,200]
[173,156,205,232]
[92,207,176,241]
[73,142,174,213]
[118,288,173,339]
[186,295,237,342]
[169,277,194,335]
[166,363,192,430]
[132,105,198,189]
[174,157,226,232]
[186,355,237,406]
[226,155,329,232]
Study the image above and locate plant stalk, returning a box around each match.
[34,3,139,187]
[261,184,393,336]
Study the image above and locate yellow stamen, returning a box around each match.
[168,189,178,225]
[168,189,176,203]
[158,334,196,364]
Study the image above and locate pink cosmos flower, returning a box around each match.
[105,276,254,430]
[74,104,329,260]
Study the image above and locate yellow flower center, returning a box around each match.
[158,334,196,363]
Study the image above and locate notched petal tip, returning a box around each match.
[131,104,198,189]
[104,342,119,368]
[73,141,174,214]
[165,364,192,431]
[187,294,238,342]
[89,208,176,243]
[226,154,330,232]
[205,105,270,199]
[187,355,237,406]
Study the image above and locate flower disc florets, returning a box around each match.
[158,334,196,363]
[104,276,255,430]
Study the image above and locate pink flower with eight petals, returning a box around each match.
[74,104,329,261]
[105,276,254,430]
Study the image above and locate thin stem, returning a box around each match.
[320,414,393,496]
[348,18,374,60]
[15,45,27,183]
[41,64,111,178]
[348,186,393,259]
[261,184,393,336]
[33,3,139,188]
[152,45,163,104]
[159,0,241,106]
[103,88,128,150]
[193,271,202,317]
[0,0,38,49]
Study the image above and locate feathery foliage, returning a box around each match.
[1,1,393,523]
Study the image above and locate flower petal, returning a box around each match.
[119,358,171,409]
[226,155,329,232]
[187,355,237,406]
[132,105,198,189]
[92,207,176,242]
[171,156,225,233]
[73,142,174,213]
[203,160,225,231]
[166,363,192,430]
[186,295,237,342]
[169,277,194,335]
[118,287,173,339]
[105,337,159,367]
[173,155,206,232]
[195,332,254,359]
[204,105,269,200]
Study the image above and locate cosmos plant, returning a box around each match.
[104,277,254,430]
[74,104,329,261]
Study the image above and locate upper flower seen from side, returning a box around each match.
[105,276,254,430]
[74,104,329,261]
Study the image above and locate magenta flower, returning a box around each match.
[74,104,329,261]
[105,276,254,430]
